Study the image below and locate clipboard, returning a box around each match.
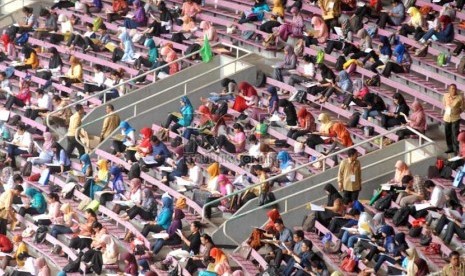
[171,112,182,118]
[112,134,125,141]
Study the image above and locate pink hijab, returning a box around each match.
[42,132,54,152]
[200,21,218,42]
[311,16,329,43]
[217,174,232,196]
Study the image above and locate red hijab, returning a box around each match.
[297,107,309,128]
[198,105,213,125]
[238,82,257,97]
[440,15,452,30]
[139,127,153,149]
[265,209,281,233]
[1,34,10,52]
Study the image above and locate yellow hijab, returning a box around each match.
[97,159,109,181]
[318,113,334,134]
[408,7,422,27]
[207,162,220,178]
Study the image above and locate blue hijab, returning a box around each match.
[119,30,135,62]
[80,154,91,174]
[267,86,279,109]
[338,70,353,93]
[379,36,392,57]
[277,151,291,170]
[394,44,406,64]
[119,121,135,136]
[180,96,192,110]
[110,166,123,185]
[161,196,174,212]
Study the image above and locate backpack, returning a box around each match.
[171,136,182,148]
[437,53,446,66]
[374,194,392,211]
[256,70,266,87]
[185,43,201,58]
[171,32,185,43]
[14,32,29,46]
[21,161,32,177]
[347,112,360,128]
[365,74,380,86]
[63,253,82,273]
[335,55,346,71]
[241,30,254,40]
[302,212,316,232]
[392,206,410,226]
[440,165,453,179]
[34,225,48,243]
[184,138,198,155]
[457,56,465,74]
[316,49,325,64]
[453,166,465,187]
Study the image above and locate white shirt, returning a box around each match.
[188,165,202,186]
[1,80,11,94]
[207,176,218,193]
[122,129,136,147]
[248,143,261,158]
[430,186,445,208]
[282,161,296,182]
[13,131,32,152]
[37,94,52,110]
[130,189,142,205]
[93,71,106,87]
[84,31,95,38]
[303,63,315,78]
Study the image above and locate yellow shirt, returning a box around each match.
[338,158,361,192]
[443,92,465,123]
[67,64,83,81]
[67,112,82,137]
[441,263,465,276]
[0,190,14,212]
[100,114,120,140]
[25,52,39,69]
[14,242,28,267]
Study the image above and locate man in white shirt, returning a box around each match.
[24,89,52,120]
[5,123,32,169]
[287,54,316,87]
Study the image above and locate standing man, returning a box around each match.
[338,148,362,202]
[66,104,85,157]
[443,84,465,155]
[100,104,120,141]
[440,251,465,276]
[0,185,24,234]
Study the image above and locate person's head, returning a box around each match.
[69,56,79,66]
[449,251,461,266]
[105,104,114,114]
[449,84,457,95]
[22,7,33,15]
[253,164,264,175]
[293,230,304,243]
[191,221,201,233]
[17,123,26,134]
[51,142,62,154]
[303,54,315,64]
[13,175,23,185]
[36,89,45,98]
[85,208,97,219]
[248,134,258,145]
[93,64,103,74]
[201,234,214,245]
[186,158,196,168]
[39,8,51,18]
[85,23,93,31]
[274,218,285,232]
[75,104,84,115]
[92,221,103,231]
[150,135,160,146]
[347,148,358,161]
[348,208,361,218]
[48,192,60,203]
[99,24,107,33]
[301,239,313,252]
[424,180,435,192]
[12,185,24,196]
[232,123,244,133]
[401,175,413,186]
[290,6,299,15]
[0,72,6,81]
[391,0,400,6]
[393,93,406,106]
[52,95,62,106]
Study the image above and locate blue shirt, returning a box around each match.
[152,142,170,158]
[54,149,71,167]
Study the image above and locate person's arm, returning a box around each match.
[338,161,345,191]
[100,118,109,140]
[59,150,67,173]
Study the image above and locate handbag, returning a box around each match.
[38,168,50,185]
[341,256,357,272]
[424,242,440,254]
[408,226,422,237]
[419,233,432,246]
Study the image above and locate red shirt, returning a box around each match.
[0,234,13,253]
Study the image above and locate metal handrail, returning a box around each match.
[46,41,227,134]
[220,128,435,244]
[73,44,252,151]
[201,126,434,219]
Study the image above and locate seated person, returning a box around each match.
[141,195,173,237]
[151,208,184,255]
[120,187,157,221]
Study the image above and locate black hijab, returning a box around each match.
[49,47,63,69]
[324,183,342,207]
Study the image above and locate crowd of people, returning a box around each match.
[0,0,463,274]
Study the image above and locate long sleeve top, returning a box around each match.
[25,52,39,69]
[178,105,194,127]
[443,92,465,123]
[12,131,32,152]
[156,208,173,230]
[66,112,82,137]
[390,3,406,25]
[66,64,83,81]
[52,149,71,167]
[338,158,362,192]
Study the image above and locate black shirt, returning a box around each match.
[182,231,201,254]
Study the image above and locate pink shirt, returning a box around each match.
[182,2,201,18]
[233,132,246,153]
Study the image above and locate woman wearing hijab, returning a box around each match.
[382,43,411,77]
[134,38,158,70]
[274,151,296,186]
[107,0,129,23]
[278,99,298,127]
[59,56,82,87]
[18,187,47,216]
[419,15,454,44]
[273,45,297,82]
[0,235,27,269]
[327,122,353,153]
[79,153,93,178]
[124,0,147,29]
[161,146,188,184]
[264,86,279,116]
[399,7,425,37]
[306,113,333,149]
[396,101,426,139]
[381,93,410,128]
[113,29,136,63]
[406,248,429,276]
[112,177,142,214]
[36,47,63,80]
[121,187,157,221]
[199,248,232,276]
[319,70,353,104]
[1,31,15,58]
[125,127,152,162]
[143,2,172,36]
[391,160,411,184]
[287,107,316,140]
[232,82,258,113]
[183,105,215,140]
[218,174,234,206]
[162,96,194,134]
[100,166,126,206]
[238,0,270,24]
[276,7,304,44]
[89,159,110,199]
[359,225,395,264]
[14,46,39,71]
[141,195,173,237]
[47,142,71,174]
[341,79,369,109]
[198,21,218,43]
[304,16,329,46]
[50,203,79,238]
[155,43,179,75]
[122,253,138,275]
[28,132,54,165]
[180,15,197,34]
[362,35,392,73]
[5,79,31,110]
[264,209,281,234]
[152,208,184,254]
[112,121,136,156]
